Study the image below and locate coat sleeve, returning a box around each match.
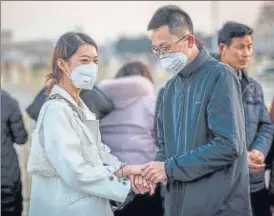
[26,87,47,121]
[9,97,28,145]
[98,139,125,168]
[249,87,274,156]
[154,88,166,162]
[43,103,130,202]
[165,67,245,182]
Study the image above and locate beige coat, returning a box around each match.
[27,85,130,216]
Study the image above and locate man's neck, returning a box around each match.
[188,46,200,63]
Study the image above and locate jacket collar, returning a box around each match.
[241,69,253,84]
[179,46,213,78]
[50,85,96,120]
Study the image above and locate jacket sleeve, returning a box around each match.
[165,68,245,182]
[9,97,28,145]
[154,88,166,162]
[26,87,47,121]
[43,103,130,202]
[249,89,274,156]
[80,87,114,120]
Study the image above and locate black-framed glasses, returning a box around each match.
[151,33,190,57]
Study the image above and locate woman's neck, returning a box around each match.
[59,82,81,103]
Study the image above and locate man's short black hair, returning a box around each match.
[147,5,194,37]
[218,21,253,47]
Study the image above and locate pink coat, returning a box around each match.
[98,76,158,165]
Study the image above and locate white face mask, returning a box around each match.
[68,63,98,90]
[159,52,188,75]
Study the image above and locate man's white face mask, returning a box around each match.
[159,52,189,75]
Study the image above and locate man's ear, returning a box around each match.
[219,43,227,53]
[188,35,196,48]
[219,43,228,61]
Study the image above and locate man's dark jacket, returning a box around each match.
[213,54,274,192]
[155,47,252,216]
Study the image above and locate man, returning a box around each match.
[141,5,252,216]
[218,21,274,216]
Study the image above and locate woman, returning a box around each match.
[99,61,164,216]
[27,32,152,216]
[1,90,28,216]
[99,62,157,165]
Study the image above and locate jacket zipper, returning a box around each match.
[242,82,254,149]
[177,77,190,215]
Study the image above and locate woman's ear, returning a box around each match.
[56,59,66,72]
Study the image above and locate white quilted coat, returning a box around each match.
[27,85,130,216]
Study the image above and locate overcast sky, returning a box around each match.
[1,1,264,44]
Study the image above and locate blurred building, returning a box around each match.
[253,1,274,58]
[1,30,54,72]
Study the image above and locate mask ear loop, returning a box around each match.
[58,60,75,89]
[63,70,71,79]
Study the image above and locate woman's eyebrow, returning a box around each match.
[79,55,92,58]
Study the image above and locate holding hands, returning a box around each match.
[115,162,167,195]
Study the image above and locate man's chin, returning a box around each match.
[238,64,249,70]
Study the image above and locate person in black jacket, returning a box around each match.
[1,89,28,216]
[217,22,274,216]
[26,78,114,121]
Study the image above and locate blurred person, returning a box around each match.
[218,21,274,216]
[27,32,154,216]
[99,61,164,216]
[26,77,114,123]
[1,89,28,216]
[141,5,252,216]
[268,98,274,214]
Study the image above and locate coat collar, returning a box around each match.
[179,46,213,78]
[50,85,96,120]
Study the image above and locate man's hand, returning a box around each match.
[141,161,167,184]
[247,150,265,173]
[250,149,265,164]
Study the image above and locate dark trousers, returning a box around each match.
[1,181,23,216]
[114,185,164,216]
[251,188,271,216]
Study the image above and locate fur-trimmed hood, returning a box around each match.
[98,76,155,109]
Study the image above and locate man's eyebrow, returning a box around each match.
[152,42,170,48]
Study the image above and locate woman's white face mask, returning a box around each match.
[66,63,98,90]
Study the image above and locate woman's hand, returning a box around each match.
[114,164,145,178]
[115,164,146,177]
[129,175,156,195]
